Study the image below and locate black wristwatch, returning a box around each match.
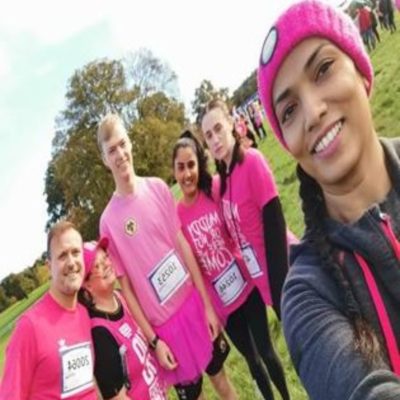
[149,334,160,351]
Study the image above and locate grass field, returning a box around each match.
[0,283,49,371]
[0,18,399,399]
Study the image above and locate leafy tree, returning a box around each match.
[133,92,186,183]
[21,266,40,287]
[32,252,47,268]
[47,126,115,239]
[132,120,182,185]
[2,274,28,301]
[231,70,257,107]
[191,80,230,125]
[45,160,67,229]
[124,48,179,100]
[45,51,185,239]
[51,59,137,157]
[45,58,136,238]
[0,286,10,312]
[137,91,185,123]
[17,274,36,296]
[31,254,50,285]
[33,264,50,286]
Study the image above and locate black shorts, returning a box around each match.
[174,333,231,400]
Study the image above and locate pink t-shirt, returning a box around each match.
[0,293,96,400]
[177,191,253,324]
[219,148,278,305]
[100,177,193,326]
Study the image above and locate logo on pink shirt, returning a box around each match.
[125,218,138,236]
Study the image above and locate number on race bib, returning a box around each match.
[60,342,94,399]
[148,251,189,304]
[213,261,247,306]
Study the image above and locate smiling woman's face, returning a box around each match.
[173,146,199,201]
[273,37,373,189]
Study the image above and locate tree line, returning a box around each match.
[0,254,49,312]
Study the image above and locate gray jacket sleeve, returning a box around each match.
[282,250,400,400]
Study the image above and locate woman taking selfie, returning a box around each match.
[258,1,400,398]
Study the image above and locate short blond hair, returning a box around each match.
[96,113,126,153]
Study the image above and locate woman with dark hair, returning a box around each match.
[173,130,290,399]
[257,0,400,398]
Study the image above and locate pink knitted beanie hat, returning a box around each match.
[257,0,373,149]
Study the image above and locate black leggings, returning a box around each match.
[225,289,290,400]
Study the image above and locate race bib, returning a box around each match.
[213,260,247,306]
[241,244,263,278]
[60,342,93,398]
[149,251,189,304]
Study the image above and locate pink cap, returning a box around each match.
[83,238,109,278]
[257,0,373,149]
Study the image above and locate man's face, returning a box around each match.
[101,124,134,182]
[49,228,84,298]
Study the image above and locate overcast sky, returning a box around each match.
[0,0,348,280]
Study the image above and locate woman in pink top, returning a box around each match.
[201,99,289,318]
[173,130,290,400]
[78,238,167,400]
[256,1,400,397]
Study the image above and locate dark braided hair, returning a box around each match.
[172,130,213,198]
[297,165,383,365]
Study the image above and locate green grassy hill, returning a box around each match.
[1,19,399,399]
[0,284,49,371]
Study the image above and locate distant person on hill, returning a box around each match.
[78,239,167,400]
[245,103,258,133]
[370,7,381,42]
[380,0,397,32]
[0,221,97,400]
[358,5,376,51]
[258,0,400,398]
[378,0,390,29]
[251,101,268,140]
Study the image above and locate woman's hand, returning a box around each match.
[205,305,221,340]
[155,339,178,370]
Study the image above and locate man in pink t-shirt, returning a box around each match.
[96,114,220,399]
[0,221,97,400]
